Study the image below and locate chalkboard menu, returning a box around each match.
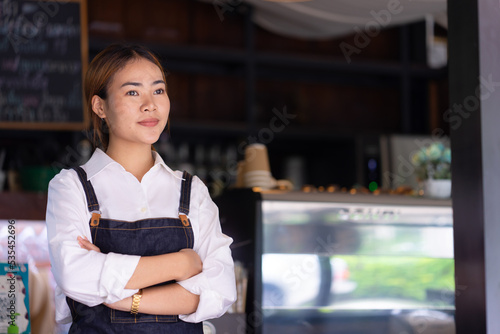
[0,0,88,130]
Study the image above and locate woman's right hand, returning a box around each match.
[177,248,203,281]
[78,236,101,252]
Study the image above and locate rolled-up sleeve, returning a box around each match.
[177,178,237,322]
[46,169,140,323]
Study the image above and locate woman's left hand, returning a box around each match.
[77,236,101,253]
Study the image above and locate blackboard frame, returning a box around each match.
[0,0,88,130]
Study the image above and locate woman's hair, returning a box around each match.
[84,43,167,150]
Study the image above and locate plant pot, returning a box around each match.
[423,179,451,199]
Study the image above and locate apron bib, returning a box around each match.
[67,166,203,334]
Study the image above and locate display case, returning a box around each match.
[215,189,455,334]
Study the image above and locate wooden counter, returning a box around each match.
[0,192,48,220]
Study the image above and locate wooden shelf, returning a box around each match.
[170,120,248,137]
[90,38,446,80]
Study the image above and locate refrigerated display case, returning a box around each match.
[215,189,455,334]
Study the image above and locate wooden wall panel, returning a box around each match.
[256,80,400,133]
[167,73,247,126]
[87,0,125,39]
[167,73,192,121]
[191,3,245,48]
[88,0,191,44]
[255,25,401,62]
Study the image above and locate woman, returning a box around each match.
[46,44,236,333]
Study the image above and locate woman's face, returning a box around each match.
[93,57,170,149]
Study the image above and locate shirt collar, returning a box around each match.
[83,148,181,180]
[83,148,120,180]
[152,149,183,180]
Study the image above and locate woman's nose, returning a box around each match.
[142,98,157,112]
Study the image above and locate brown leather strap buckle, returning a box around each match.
[90,211,101,227]
[179,214,190,227]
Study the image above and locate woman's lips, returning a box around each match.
[138,118,159,127]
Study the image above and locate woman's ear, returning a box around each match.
[91,95,106,119]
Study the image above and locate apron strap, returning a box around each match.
[73,166,101,227]
[178,171,193,226]
[73,167,192,227]
[178,171,193,215]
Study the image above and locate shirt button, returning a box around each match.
[140,207,147,213]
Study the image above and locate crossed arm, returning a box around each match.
[78,236,202,315]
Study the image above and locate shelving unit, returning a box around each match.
[0,0,449,202]
[87,1,447,136]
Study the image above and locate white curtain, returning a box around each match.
[211,0,447,40]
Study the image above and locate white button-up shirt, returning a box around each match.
[46,148,236,324]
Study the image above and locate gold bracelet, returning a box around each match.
[130,288,143,315]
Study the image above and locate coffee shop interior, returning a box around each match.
[0,0,498,333]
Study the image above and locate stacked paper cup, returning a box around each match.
[242,144,276,189]
[237,143,292,190]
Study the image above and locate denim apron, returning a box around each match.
[66,166,203,334]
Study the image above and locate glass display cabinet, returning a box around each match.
[215,189,455,334]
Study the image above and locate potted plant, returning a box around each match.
[411,142,451,198]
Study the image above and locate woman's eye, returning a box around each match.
[154,88,165,95]
[126,91,138,96]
